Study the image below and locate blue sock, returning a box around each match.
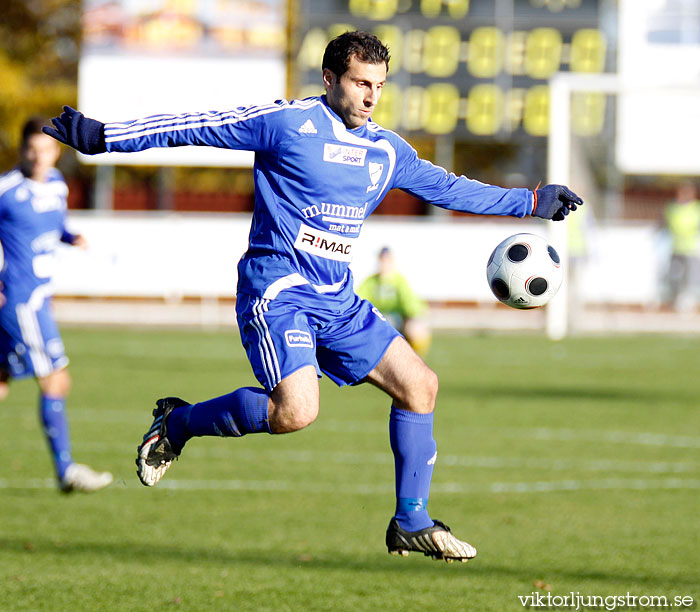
[390,406,437,532]
[166,387,271,451]
[39,395,73,480]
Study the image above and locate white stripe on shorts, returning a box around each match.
[16,303,52,378]
[251,298,281,389]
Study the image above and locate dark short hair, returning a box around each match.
[322,31,390,78]
[21,117,48,146]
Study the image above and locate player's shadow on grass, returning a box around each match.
[439,381,694,404]
[1,536,697,588]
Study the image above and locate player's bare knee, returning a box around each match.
[270,401,319,433]
[39,368,71,398]
[281,411,318,433]
[392,367,438,414]
[0,381,9,401]
[270,413,316,434]
[268,366,319,433]
[413,368,438,413]
[423,367,439,405]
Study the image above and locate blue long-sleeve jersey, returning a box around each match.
[104,95,534,304]
[0,168,75,303]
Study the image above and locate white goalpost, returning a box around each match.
[546,72,621,340]
[546,72,700,340]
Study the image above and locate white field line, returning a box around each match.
[153,476,700,495]
[524,427,700,449]
[119,447,700,474]
[2,433,698,475]
[316,423,700,449]
[36,411,700,449]
[4,440,695,475]
[1,477,699,495]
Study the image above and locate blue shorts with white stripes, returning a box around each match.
[0,296,68,379]
[235,291,400,391]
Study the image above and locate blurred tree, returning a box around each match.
[0,0,80,168]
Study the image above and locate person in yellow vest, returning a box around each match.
[665,182,700,312]
[358,247,432,357]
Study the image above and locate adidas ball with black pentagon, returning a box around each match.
[486,233,563,309]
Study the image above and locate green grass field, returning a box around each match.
[0,328,698,612]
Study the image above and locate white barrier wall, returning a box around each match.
[54,211,665,305]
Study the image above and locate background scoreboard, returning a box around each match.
[291,0,609,142]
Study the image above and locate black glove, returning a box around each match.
[42,106,106,155]
[532,184,583,221]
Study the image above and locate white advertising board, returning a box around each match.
[78,0,286,167]
[617,0,700,174]
[54,212,665,306]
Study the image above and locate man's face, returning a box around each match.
[378,250,395,277]
[323,55,387,129]
[20,133,60,181]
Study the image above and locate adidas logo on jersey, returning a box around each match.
[298,119,317,134]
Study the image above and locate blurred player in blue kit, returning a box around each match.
[45,32,581,560]
[0,118,113,493]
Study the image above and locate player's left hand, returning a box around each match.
[43,106,107,155]
[532,184,583,221]
[72,234,88,250]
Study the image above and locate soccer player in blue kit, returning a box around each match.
[45,32,582,560]
[0,118,113,493]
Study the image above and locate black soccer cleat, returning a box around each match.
[136,397,189,486]
[386,518,477,563]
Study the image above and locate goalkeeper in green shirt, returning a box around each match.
[358,247,432,357]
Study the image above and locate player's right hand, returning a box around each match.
[532,184,583,221]
[43,106,107,155]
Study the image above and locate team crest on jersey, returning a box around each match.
[323,144,367,166]
[284,329,314,348]
[367,162,383,192]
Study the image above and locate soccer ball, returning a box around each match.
[486,233,563,309]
